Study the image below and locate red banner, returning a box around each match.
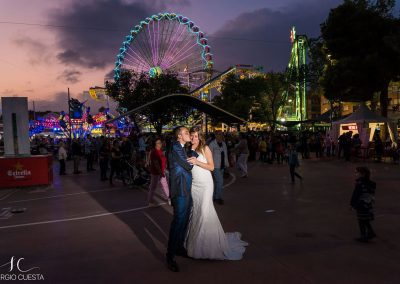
[0,155,53,188]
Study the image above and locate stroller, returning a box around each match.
[120,157,150,187]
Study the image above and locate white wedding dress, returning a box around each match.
[185,152,248,260]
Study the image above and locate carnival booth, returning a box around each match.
[331,104,396,147]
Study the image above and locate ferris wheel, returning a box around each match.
[114,12,213,90]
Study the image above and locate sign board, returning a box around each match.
[0,155,53,188]
[1,97,30,156]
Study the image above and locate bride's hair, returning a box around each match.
[189,126,206,154]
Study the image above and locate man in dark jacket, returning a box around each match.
[351,167,376,242]
[71,138,82,174]
[166,126,193,272]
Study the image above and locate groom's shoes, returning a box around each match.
[166,257,179,272]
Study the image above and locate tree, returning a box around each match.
[252,72,287,131]
[320,0,400,117]
[213,74,264,121]
[106,71,193,134]
[213,72,287,131]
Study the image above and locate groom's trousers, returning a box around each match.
[167,194,193,260]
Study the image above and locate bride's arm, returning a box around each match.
[187,146,214,171]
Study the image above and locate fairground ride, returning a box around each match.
[114,12,213,93]
[280,26,309,122]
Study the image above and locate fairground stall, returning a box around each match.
[331,104,397,146]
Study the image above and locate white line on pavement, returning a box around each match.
[143,211,168,240]
[0,204,160,230]
[0,172,238,230]
[8,188,124,204]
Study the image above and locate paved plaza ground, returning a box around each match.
[1,156,400,284]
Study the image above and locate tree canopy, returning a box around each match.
[213,72,287,130]
[319,0,400,116]
[212,74,263,121]
[106,71,194,134]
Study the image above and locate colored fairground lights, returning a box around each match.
[114,12,213,90]
[149,66,162,78]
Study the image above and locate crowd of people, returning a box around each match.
[28,129,399,191]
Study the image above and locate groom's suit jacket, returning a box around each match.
[168,141,193,198]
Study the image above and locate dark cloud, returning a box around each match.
[57,69,82,84]
[47,0,171,70]
[57,50,84,66]
[210,0,341,72]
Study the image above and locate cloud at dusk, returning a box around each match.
[47,0,180,70]
[211,0,341,71]
[46,0,342,76]
[12,36,53,66]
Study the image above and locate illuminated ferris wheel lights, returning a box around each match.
[114,12,212,87]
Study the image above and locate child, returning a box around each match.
[350,167,376,242]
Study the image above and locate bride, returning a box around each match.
[185,127,248,260]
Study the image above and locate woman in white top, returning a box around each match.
[185,127,248,260]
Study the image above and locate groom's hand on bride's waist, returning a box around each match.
[187,157,197,165]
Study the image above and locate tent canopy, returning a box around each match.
[330,103,396,144]
[332,103,390,125]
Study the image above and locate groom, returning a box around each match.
[166,126,194,272]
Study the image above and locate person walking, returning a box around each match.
[235,133,249,178]
[148,138,170,206]
[99,138,110,181]
[109,140,125,186]
[350,167,376,242]
[258,137,267,163]
[288,144,302,183]
[84,135,96,172]
[58,141,67,175]
[325,134,332,157]
[71,138,82,174]
[209,131,229,205]
[338,133,346,158]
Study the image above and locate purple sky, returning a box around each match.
[1,0,397,111]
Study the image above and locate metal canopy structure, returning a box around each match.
[105,93,247,125]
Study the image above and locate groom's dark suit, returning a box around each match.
[167,141,194,262]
